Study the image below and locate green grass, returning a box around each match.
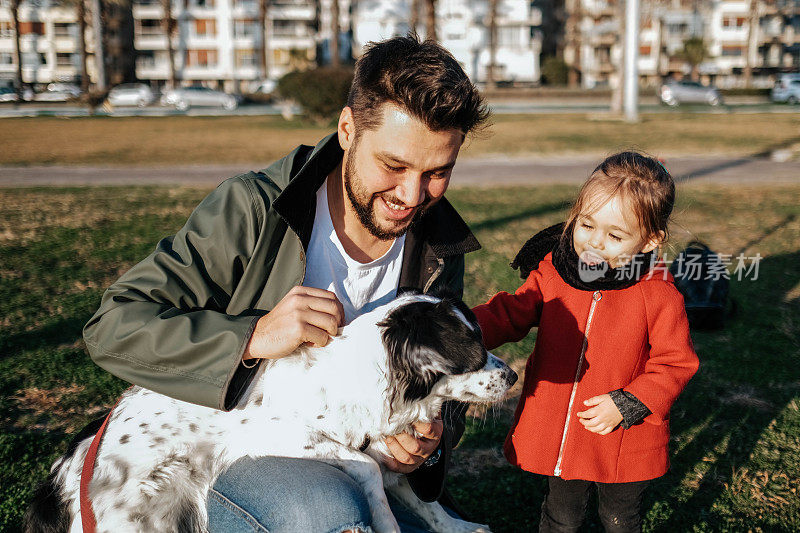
[1,184,799,532]
[1,113,799,166]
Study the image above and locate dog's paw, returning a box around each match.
[448,520,492,533]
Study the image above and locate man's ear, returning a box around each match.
[641,231,666,254]
[337,107,356,150]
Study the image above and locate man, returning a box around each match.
[83,34,489,532]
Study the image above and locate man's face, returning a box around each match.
[341,104,464,240]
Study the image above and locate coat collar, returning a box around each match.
[271,133,480,259]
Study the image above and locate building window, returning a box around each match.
[721,46,743,56]
[236,48,257,67]
[137,19,163,36]
[185,49,218,66]
[0,52,13,65]
[722,16,745,28]
[53,22,74,38]
[639,45,651,56]
[0,21,14,38]
[273,48,289,65]
[19,22,45,35]
[194,19,217,37]
[137,50,156,67]
[193,0,215,8]
[234,19,258,38]
[56,52,74,67]
[273,19,297,37]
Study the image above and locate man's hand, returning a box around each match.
[576,394,623,435]
[243,286,344,362]
[383,417,443,474]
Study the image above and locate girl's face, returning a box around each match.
[572,194,659,269]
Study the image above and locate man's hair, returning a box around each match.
[347,34,489,135]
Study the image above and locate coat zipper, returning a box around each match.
[422,258,445,294]
[553,290,602,477]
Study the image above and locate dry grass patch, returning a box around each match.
[3,113,800,166]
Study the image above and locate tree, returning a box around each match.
[424,0,437,41]
[161,0,178,89]
[11,0,22,97]
[564,0,581,87]
[744,0,760,86]
[258,0,270,80]
[330,0,339,66]
[486,0,498,89]
[409,0,420,34]
[680,36,707,81]
[58,0,90,91]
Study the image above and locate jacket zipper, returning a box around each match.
[422,258,445,294]
[553,290,602,477]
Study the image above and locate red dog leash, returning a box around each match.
[80,397,123,533]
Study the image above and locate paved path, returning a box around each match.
[0,155,798,188]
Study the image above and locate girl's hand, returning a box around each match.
[576,394,623,435]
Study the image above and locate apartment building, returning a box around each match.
[132,0,351,92]
[352,0,543,85]
[0,0,99,87]
[567,0,800,89]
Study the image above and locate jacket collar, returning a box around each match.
[271,133,480,259]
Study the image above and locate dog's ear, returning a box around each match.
[379,299,486,404]
[380,301,447,403]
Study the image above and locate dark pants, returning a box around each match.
[539,476,650,533]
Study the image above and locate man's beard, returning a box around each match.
[343,141,429,241]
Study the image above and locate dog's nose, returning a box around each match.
[504,367,518,387]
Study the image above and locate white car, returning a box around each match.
[771,78,800,104]
[33,83,82,102]
[160,85,238,111]
[107,83,155,107]
[0,87,18,102]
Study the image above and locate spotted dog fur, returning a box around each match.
[25,293,517,533]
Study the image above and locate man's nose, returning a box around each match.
[395,174,426,207]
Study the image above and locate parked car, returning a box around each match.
[107,83,155,107]
[33,83,82,102]
[160,85,238,111]
[0,87,18,102]
[659,80,723,106]
[771,78,800,104]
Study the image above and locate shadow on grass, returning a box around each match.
[469,201,571,233]
[644,249,800,532]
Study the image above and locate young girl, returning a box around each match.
[472,152,699,532]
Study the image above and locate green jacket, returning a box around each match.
[83,133,480,501]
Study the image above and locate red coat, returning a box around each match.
[472,253,699,483]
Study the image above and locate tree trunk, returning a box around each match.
[410,0,420,35]
[330,0,340,66]
[565,0,580,88]
[78,0,89,92]
[161,0,177,89]
[487,0,498,89]
[258,0,269,80]
[424,0,437,41]
[11,0,22,98]
[743,0,759,86]
[90,0,106,89]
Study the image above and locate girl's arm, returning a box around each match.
[471,268,545,351]
[624,282,700,425]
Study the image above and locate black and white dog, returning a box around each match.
[26,293,517,533]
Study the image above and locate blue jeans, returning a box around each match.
[207,456,456,533]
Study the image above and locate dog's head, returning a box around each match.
[376,293,517,422]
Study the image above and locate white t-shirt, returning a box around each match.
[302,180,406,324]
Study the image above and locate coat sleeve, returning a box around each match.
[83,177,267,411]
[471,267,546,350]
[624,282,699,425]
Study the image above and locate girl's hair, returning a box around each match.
[565,151,676,244]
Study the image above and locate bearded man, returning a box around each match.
[83,34,489,532]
